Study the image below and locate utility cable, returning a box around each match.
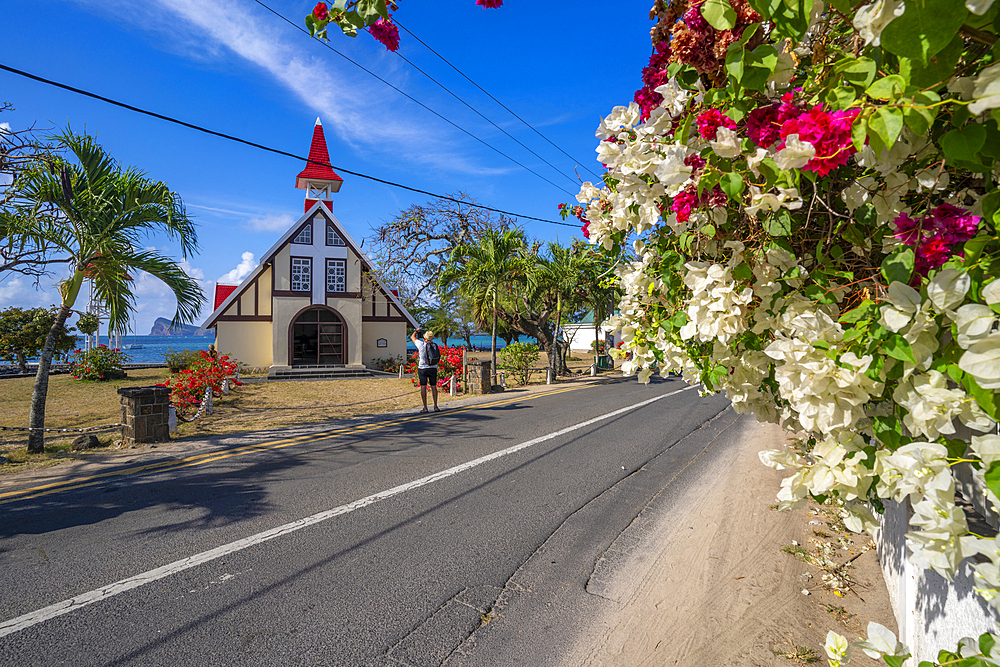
[394,20,604,182]
[0,63,579,228]
[251,0,576,197]
[368,28,581,189]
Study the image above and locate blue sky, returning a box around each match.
[1,0,654,334]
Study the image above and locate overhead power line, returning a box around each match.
[394,20,604,182]
[251,0,576,198]
[0,63,579,228]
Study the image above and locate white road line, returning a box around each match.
[0,383,698,638]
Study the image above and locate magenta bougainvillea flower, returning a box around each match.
[777,105,859,176]
[696,109,737,141]
[313,2,329,21]
[369,17,400,51]
[476,0,504,6]
[892,204,981,277]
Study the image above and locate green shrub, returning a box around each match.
[498,342,539,386]
[68,345,129,381]
[164,348,202,371]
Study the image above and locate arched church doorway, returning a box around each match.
[289,306,346,366]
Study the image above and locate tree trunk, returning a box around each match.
[490,303,498,388]
[27,302,73,453]
[17,350,27,374]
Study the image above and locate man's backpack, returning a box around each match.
[426,341,441,366]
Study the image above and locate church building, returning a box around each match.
[202,119,417,373]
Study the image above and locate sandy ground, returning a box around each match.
[565,418,897,667]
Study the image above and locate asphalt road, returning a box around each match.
[0,376,738,666]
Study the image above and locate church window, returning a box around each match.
[327,259,346,293]
[293,224,312,244]
[326,226,346,246]
[291,257,312,291]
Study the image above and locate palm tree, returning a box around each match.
[536,242,588,377]
[439,228,526,388]
[12,129,204,452]
[574,243,619,370]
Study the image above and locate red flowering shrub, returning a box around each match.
[405,344,464,388]
[162,351,242,414]
[69,345,130,381]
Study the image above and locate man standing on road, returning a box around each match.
[411,329,440,413]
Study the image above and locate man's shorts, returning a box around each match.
[418,367,438,387]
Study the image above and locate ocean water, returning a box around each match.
[81,334,535,364]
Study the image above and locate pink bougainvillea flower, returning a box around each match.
[696,108,736,141]
[313,2,329,20]
[369,17,400,51]
[476,0,504,7]
[777,105,859,176]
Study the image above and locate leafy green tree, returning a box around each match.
[0,307,76,373]
[439,228,528,387]
[573,242,620,370]
[11,129,204,452]
[536,242,591,376]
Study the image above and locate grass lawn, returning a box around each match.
[0,351,616,474]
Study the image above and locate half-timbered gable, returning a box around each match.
[202,119,416,373]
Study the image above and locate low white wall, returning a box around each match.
[874,497,999,665]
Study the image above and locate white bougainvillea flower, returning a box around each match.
[653,144,693,195]
[746,186,803,217]
[928,268,971,312]
[596,103,641,140]
[853,622,909,659]
[967,0,996,14]
[653,79,691,118]
[955,304,998,348]
[983,277,1000,305]
[710,126,742,158]
[970,61,1000,115]
[959,332,1000,389]
[853,0,906,46]
[878,281,921,331]
[915,166,950,192]
[775,134,816,170]
[825,631,851,666]
[973,435,1000,466]
[843,502,879,533]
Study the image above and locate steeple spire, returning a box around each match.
[296,118,344,194]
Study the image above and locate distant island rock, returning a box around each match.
[149,317,213,336]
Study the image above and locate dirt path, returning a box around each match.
[565,418,896,667]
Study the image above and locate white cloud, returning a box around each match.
[218,251,258,284]
[68,0,503,175]
[246,212,295,233]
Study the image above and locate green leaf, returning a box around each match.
[836,57,877,89]
[701,0,737,30]
[764,209,793,237]
[824,85,857,110]
[903,91,940,136]
[898,35,964,87]
[306,13,318,36]
[732,261,753,281]
[743,44,780,91]
[981,633,997,657]
[881,0,968,63]
[355,0,383,23]
[885,334,917,364]
[827,0,852,11]
[868,107,904,150]
[726,45,745,84]
[852,116,869,151]
[986,462,1000,508]
[867,75,905,101]
[883,654,908,667]
[941,124,987,163]
[982,190,1000,226]
[840,300,875,323]
[965,374,1000,420]
[719,172,745,201]
[882,246,915,285]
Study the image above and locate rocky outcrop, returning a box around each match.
[148,317,212,336]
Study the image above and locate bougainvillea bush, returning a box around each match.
[572,0,1000,661]
[68,345,129,381]
[405,345,464,388]
[162,351,241,416]
[307,1,501,52]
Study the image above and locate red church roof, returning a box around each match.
[214,284,238,310]
[295,118,344,190]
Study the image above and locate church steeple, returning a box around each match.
[296,118,343,212]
